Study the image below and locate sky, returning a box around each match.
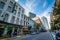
[15,0,55,29]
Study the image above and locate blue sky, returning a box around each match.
[15,0,55,28]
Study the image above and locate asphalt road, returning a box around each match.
[13,32,53,40]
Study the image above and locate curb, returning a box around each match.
[1,34,30,40]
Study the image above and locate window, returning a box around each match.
[13,10,16,15]
[7,6,12,12]
[24,21,25,26]
[20,20,22,25]
[22,10,24,13]
[9,1,13,6]
[15,5,17,9]
[3,14,9,22]
[21,14,23,18]
[0,10,2,16]
[0,1,5,9]
[16,18,19,24]
[19,8,21,11]
[11,16,15,23]
[18,12,20,17]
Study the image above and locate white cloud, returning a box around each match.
[15,0,19,2]
[24,0,37,16]
[37,7,51,29]
[43,1,47,8]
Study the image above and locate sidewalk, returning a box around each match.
[1,34,30,40]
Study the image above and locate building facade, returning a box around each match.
[24,15,29,27]
[28,12,36,19]
[28,18,35,32]
[28,19,35,28]
[33,17,42,31]
[50,0,60,30]
[41,16,49,30]
[0,0,25,37]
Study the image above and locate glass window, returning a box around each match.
[0,10,2,16]
[7,6,12,12]
[13,10,16,15]
[24,21,25,26]
[0,1,5,9]
[20,20,22,25]
[3,14,9,22]
[16,18,19,24]
[21,14,23,18]
[9,1,13,6]
[19,8,21,11]
[15,5,17,9]
[18,12,20,17]
[10,16,15,23]
[22,10,24,13]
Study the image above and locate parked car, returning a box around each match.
[36,31,39,34]
[30,32,36,35]
[51,32,56,40]
[56,32,60,40]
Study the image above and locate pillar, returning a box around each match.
[11,27,14,37]
[17,28,20,35]
[3,27,8,37]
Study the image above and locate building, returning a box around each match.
[28,12,36,19]
[24,15,29,27]
[33,17,42,31]
[0,0,25,37]
[28,19,35,28]
[50,13,56,28]
[41,16,49,30]
[23,15,29,34]
[50,0,60,30]
[28,18,35,31]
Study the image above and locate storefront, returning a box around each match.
[0,20,23,38]
[23,27,29,35]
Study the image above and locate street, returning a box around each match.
[13,32,53,40]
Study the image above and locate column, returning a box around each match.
[11,27,14,37]
[3,27,8,37]
[17,28,20,35]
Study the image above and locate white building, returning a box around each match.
[41,16,49,30]
[0,0,25,37]
[0,0,24,25]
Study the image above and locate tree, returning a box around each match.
[28,26,32,30]
[51,16,60,30]
[28,26,32,33]
[51,24,56,30]
[34,23,40,30]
